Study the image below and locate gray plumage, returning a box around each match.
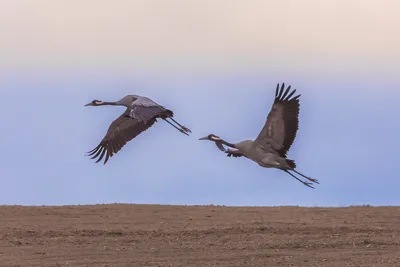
[199,83,318,189]
[85,94,191,164]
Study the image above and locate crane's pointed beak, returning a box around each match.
[199,136,208,141]
[84,102,93,107]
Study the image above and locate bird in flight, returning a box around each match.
[85,95,191,164]
[199,83,318,188]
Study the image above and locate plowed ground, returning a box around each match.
[1,205,400,266]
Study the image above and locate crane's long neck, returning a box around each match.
[98,101,118,106]
[219,138,236,149]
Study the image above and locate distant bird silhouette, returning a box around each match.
[199,83,318,188]
[85,95,191,164]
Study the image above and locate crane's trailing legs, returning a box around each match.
[162,118,191,136]
[291,169,319,184]
[283,170,315,189]
[169,118,192,133]
[223,146,318,188]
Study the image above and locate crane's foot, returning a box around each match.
[303,181,315,189]
[181,125,192,133]
[307,177,319,184]
[179,128,189,136]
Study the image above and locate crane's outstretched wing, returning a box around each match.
[86,109,157,164]
[254,83,300,158]
[129,96,173,123]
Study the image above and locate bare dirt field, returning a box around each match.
[0,204,400,267]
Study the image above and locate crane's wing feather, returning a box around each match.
[254,83,300,158]
[87,109,157,164]
[225,149,245,158]
[129,96,173,123]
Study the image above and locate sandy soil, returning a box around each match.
[0,204,399,267]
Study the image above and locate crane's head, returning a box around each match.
[85,100,105,106]
[199,134,221,142]
[199,134,226,151]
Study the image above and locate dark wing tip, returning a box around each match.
[103,146,111,165]
[292,94,301,101]
[274,83,301,102]
[86,145,101,155]
[86,142,111,165]
[281,85,291,100]
[277,83,285,99]
[89,146,103,159]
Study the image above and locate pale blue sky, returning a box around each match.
[1,0,399,206]
[1,72,399,206]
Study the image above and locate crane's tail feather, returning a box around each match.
[165,109,174,117]
[286,159,296,169]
